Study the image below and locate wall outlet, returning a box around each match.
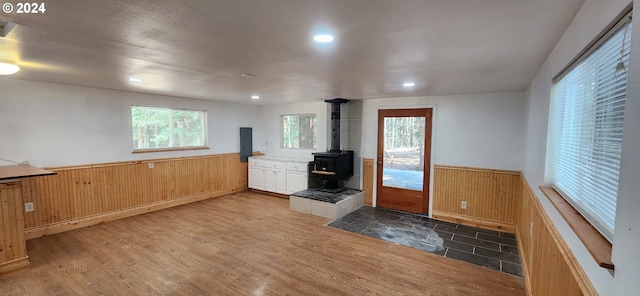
[148,162,154,169]
[461,201,467,209]
[24,202,34,212]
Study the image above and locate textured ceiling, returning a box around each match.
[0,0,584,104]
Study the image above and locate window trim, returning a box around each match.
[132,146,210,154]
[131,105,209,153]
[540,186,613,269]
[280,113,317,150]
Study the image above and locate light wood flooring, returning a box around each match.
[0,192,524,295]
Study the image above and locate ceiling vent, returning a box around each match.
[0,20,16,38]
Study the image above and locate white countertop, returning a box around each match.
[249,155,312,163]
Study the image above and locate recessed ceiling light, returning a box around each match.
[242,73,255,78]
[314,34,334,43]
[251,95,260,100]
[403,82,416,87]
[0,62,20,75]
[128,77,143,82]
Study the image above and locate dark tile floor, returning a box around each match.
[328,206,523,277]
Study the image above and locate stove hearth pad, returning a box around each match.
[290,188,364,219]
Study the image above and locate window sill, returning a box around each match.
[539,186,614,269]
[132,146,209,154]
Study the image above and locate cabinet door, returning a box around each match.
[275,170,287,194]
[286,171,308,194]
[248,167,265,190]
[266,169,286,194]
[265,169,277,192]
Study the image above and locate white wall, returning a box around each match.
[0,78,260,168]
[522,0,636,294]
[257,93,525,189]
[256,101,328,161]
[343,100,363,189]
[612,7,640,295]
[257,99,365,189]
[360,92,526,171]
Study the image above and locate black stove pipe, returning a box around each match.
[325,98,349,152]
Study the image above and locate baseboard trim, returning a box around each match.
[0,257,29,275]
[432,211,516,233]
[25,186,247,240]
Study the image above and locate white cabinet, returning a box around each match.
[266,169,287,194]
[248,158,266,190]
[264,160,287,194]
[248,156,308,195]
[286,162,308,194]
[248,166,265,190]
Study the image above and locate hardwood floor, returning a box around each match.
[0,192,524,295]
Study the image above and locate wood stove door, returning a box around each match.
[376,108,432,214]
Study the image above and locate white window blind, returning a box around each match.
[549,14,632,242]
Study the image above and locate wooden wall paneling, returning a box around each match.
[72,169,87,218]
[21,153,248,239]
[1,183,8,261]
[223,156,232,190]
[153,161,166,202]
[14,184,27,262]
[21,179,33,229]
[517,176,595,296]
[432,165,520,232]
[530,208,582,296]
[207,157,216,191]
[0,182,30,274]
[175,159,186,198]
[516,181,533,292]
[29,177,40,227]
[363,158,374,206]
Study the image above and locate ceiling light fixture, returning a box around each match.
[313,34,334,43]
[128,77,143,82]
[242,73,255,78]
[0,62,20,75]
[251,95,260,100]
[403,82,415,87]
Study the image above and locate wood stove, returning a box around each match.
[309,98,354,190]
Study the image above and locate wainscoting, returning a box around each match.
[15,155,597,294]
[426,165,595,295]
[432,165,520,232]
[517,177,596,296]
[21,153,248,239]
[0,182,29,273]
[362,158,374,206]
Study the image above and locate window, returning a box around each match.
[548,13,632,241]
[281,114,316,149]
[131,106,207,151]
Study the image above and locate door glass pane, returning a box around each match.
[382,117,425,191]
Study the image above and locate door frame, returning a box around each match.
[373,104,437,216]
